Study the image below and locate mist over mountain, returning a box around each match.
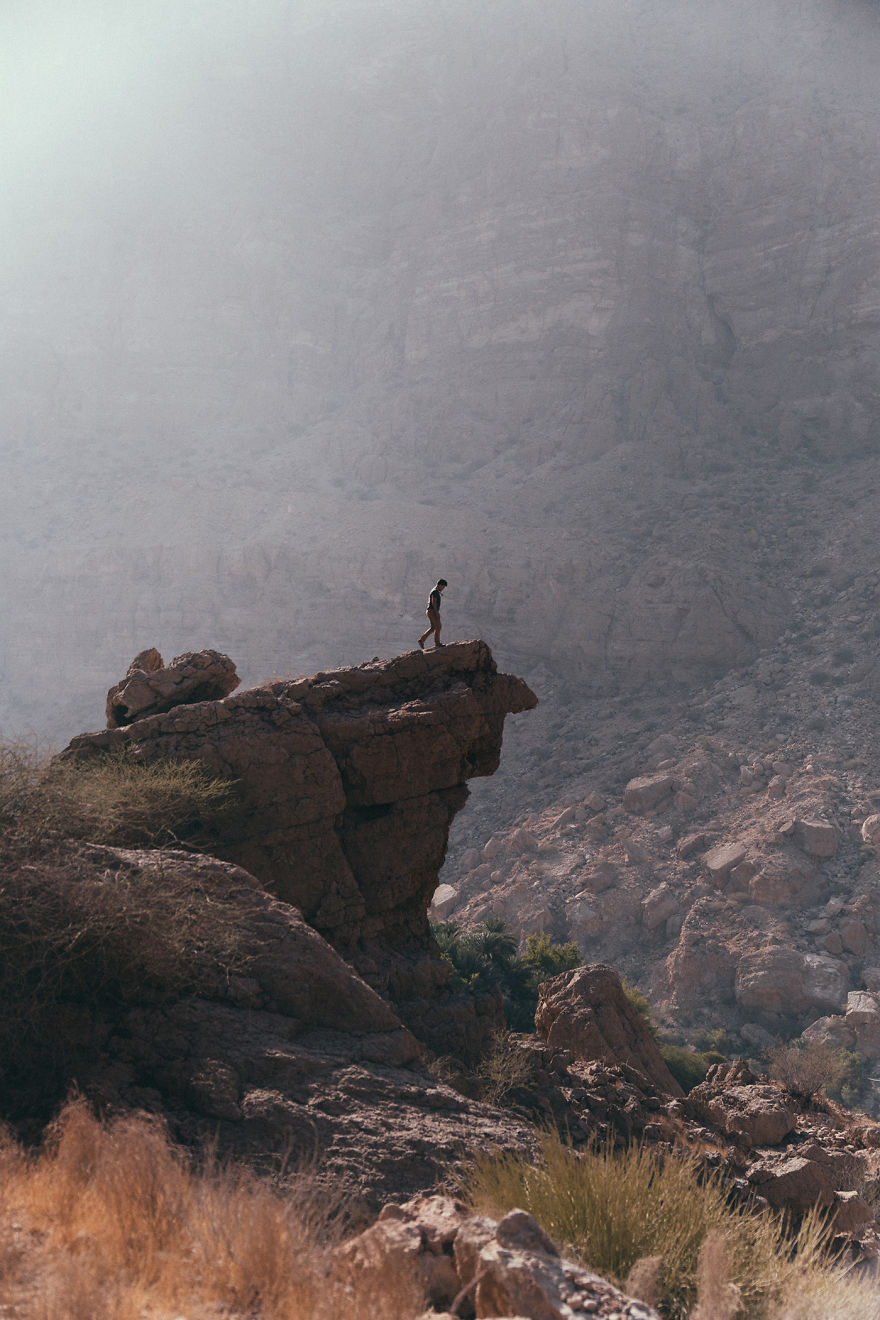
[4,0,880,745]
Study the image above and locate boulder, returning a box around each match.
[702,842,748,885]
[8,843,541,1207]
[794,819,839,859]
[845,990,880,1056]
[337,1195,661,1320]
[623,773,675,813]
[641,882,679,932]
[832,1191,874,1234]
[688,1064,798,1147]
[861,815,880,845]
[749,1154,836,1211]
[801,1015,856,1051]
[106,648,240,727]
[735,949,848,1017]
[840,920,868,956]
[534,964,684,1096]
[431,883,458,921]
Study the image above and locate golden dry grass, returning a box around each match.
[0,1100,424,1320]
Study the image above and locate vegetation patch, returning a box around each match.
[0,740,237,853]
[432,918,581,1031]
[623,979,725,1092]
[0,739,246,1124]
[460,1129,869,1320]
[766,1039,867,1109]
[0,1099,422,1320]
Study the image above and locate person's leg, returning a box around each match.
[418,610,435,648]
[433,616,442,647]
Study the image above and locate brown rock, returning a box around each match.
[833,1190,874,1234]
[16,843,544,1208]
[749,1154,836,1211]
[845,991,880,1057]
[689,1068,798,1147]
[534,964,684,1096]
[677,831,710,858]
[841,920,868,956]
[748,856,821,907]
[641,883,679,931]
[702,842,748,885]
[861,815,880,845]
[62,641,537,1054]
[623,773,675,813]
[339,1196,663,1319]
[794,819,839,859]
[106,648,240,727]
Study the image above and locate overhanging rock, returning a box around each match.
[62,640,537,1049]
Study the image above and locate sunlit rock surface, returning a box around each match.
[62,640,537,1050]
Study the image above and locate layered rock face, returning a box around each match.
[62,641,536,1048]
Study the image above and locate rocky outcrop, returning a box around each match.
[689,1061,798,1148]
[534,965,684,1097]
[28,844,537,1209]
[337,1195,660,1320]
[105,649,240,727]
[62,641,537,1052]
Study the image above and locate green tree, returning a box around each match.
[431,918,582,1032]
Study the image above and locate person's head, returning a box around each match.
[437,578,447,591]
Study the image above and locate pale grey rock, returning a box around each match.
[862,815,880,845]
[641,883,679,932]
[736,949,848,1017]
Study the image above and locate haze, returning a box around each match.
[3,0,880,745]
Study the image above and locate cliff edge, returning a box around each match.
[62,640,537,1050]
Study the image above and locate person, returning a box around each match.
[418,578,447,649]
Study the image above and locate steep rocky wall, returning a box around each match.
[8,0,880,740]
[61,641,536,1049]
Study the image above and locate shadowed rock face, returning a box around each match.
[62,640,537,1049]
[535,964,684,1098]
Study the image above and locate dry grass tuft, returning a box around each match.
[475,1029,539,1105]
[0,1099,425,1320]
[459,1128,880,1320]
[0,740,237,855]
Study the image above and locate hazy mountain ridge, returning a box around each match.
[4,0,880,756]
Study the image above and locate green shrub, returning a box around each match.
[431,919,582,1032]
[660,1044,725,1094]
[460,1129,847,1320]
[622,978,654,1024]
